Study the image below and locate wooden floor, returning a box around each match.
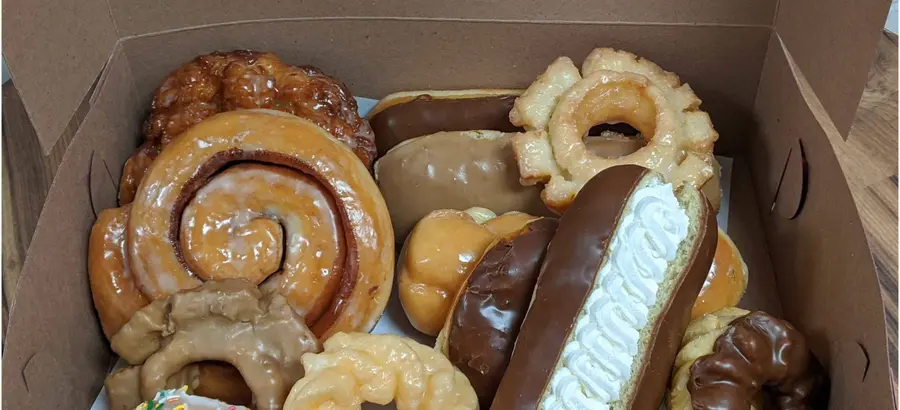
[2,31,898,391]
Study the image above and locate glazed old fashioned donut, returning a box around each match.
[119,50,376,205]
[669,309,826,410]
[106,279,321,410]
[510,48,719,213]
[283,333,478,410]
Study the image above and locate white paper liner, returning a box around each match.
[90,97,733,410]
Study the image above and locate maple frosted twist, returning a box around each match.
[284,333,478,410]
[510,48,719,213]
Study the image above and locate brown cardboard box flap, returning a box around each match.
[752,34,894,409]
[775,0,893,137]
[107,0,778,37]
[3,0,118,154]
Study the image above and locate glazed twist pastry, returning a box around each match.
[398,207,536,336]
[106,279,321,410]
[119,50,376,205]
[510,48,719,213]
[670,309,826,409]
[283,333,478,410]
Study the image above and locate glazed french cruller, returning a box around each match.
[511,48,720,213]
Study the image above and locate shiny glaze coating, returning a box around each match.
[691,229,749,319]
[688,311,826,409]
[180,163,345,327]
[88,205,149,338]
[119,50,375,204]
[398,207,536,336]
[91,110,393,405]
[126,109,393,339]
[107,280,320,410]
[446,217,558,407]
[284,332,477,409]
[510,48,719,213]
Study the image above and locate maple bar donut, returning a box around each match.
[510,48,720,213]
[669,309,827,409]
[283,333,478,410]
[492,164,717,409]
[434,217,559,407]
[398,207,537,336]
[106,280,321,410]
[118,50,375,205]
[691,228,749,319]
[376,130,653,241]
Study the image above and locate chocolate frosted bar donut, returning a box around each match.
[367,89,523,155]
[492,164,717,409]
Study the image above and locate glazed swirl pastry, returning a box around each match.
[510,48,719,212]
[670,309,826,409]
[119,50,375,205]
[283,333,478,409]
[89,110,393,402]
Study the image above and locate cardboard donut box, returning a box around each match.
[2,0,895,408]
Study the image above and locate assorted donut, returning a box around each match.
[87,49,826,409]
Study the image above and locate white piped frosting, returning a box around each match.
[541,182,689,409]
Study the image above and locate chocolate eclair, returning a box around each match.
[433,217,559,408]
[368,89,523,155]
[492,164,717,409]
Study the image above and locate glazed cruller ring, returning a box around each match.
[511,48,719,213]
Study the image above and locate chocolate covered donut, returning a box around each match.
[669,309,827,410]
[492,164,717,409]
[434,217,558,408]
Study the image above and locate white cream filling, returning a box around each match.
[541,182,689,410]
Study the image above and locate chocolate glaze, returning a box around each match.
[688,311,827,410]
[491,164,717,409]
[370,94,521,155]
[447,217,559,408]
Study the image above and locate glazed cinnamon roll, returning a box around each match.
[89,110,394,404]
